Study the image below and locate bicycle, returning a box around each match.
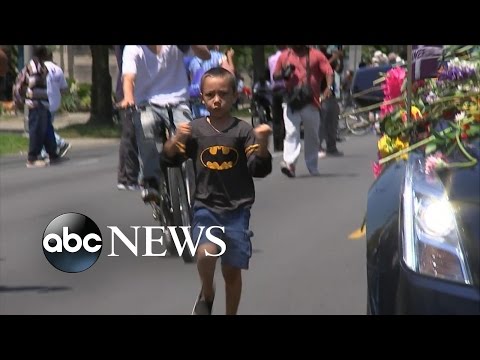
[122,104,196,263]
[250,95,272,128]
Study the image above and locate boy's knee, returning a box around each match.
[196,243,221,260]
[221,264,242,284]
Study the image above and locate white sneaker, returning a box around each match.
[26,159,49,168]
[318,151,327,158]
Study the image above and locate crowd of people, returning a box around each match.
[7,45,384,315]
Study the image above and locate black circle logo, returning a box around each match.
[42,213,102,273]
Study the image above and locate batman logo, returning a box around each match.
[200,146,238,170]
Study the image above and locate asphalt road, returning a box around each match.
[0,132,377,314]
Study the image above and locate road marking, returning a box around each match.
[348,226,366,240]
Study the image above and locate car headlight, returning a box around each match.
[402,157,472,285]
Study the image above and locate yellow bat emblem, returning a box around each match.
[200,146,239,170]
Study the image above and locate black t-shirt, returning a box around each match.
[182,117,272,213]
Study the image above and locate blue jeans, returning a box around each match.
[192,206,252,269]
[41,111,65,158]
[133,102,192,187]
[28,105,57,161]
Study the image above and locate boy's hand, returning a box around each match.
[175,122,192,143]
[254,124,272,140]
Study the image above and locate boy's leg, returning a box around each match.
[196,243,218,302]
[191,207,219,315]
[221,264,242,315]
[219,208,252,315]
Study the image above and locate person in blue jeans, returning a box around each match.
[164,67,272,315]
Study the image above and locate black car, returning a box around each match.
[365,139,480,315]
[351,64,392,108]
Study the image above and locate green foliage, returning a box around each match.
[60,78,91,112]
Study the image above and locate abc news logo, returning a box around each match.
[42,213,227,273]
[42,213,103,273]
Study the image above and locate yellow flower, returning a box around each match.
[394,137,409,160]
[378,135,393,158]
[411,106,423,120]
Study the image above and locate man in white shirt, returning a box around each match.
[41,50,71,158]
[120,45,210,203]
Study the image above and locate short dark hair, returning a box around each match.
[33,46,49,61]
[200,67,237,94]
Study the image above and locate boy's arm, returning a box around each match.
[163,122,192,165]
[245,124,272,178]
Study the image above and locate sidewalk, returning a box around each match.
[0,112,90,133]
[0,112,119,152]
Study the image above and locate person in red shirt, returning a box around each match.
[273,45,333,177]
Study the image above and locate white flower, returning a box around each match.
[455,111,466,122]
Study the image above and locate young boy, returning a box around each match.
[163,67,272,315]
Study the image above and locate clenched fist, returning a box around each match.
[175,122,192,142]
[254,123,272,140]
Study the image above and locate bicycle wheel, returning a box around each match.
[251,106,260,128]
[156,164,177,256]
[344,108,372,136]
[182,159,196,208]
[168,167,196,263]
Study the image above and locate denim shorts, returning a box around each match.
[192,206,252,269]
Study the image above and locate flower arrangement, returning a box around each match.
[371,45,480,178]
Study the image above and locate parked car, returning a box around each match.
[365,139,480,314]
[351,64,392,108]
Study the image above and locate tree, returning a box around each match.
[252,45,266,83]
[89,45,113,125]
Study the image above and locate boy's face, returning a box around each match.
[201,76,237,117]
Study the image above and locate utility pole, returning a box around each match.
[23,45,33,136]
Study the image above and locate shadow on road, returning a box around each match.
[294,173,359,179]
[0,285,72,293]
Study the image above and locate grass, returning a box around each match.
[57,123,121,138]
[0,133,29,156]
[232,107,251,118]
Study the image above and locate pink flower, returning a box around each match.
[372,161,383,179]
[425,151,447,175]
[380,104,394,118]
[382,67,406,101]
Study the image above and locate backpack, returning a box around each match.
[13,58,48,109]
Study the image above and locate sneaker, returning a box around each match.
[26,159,48,168]
[127,184,141,191]
[49,156,67,165]
[117,183,127,190]
[58,143,71,158]
[280,161,296,178]
[141,187,160,203]
[192,286,215,315]
[327,150,344,157]
[318,150,327,159]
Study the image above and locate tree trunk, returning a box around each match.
[252,45,265,84]
[89,45,113,125]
